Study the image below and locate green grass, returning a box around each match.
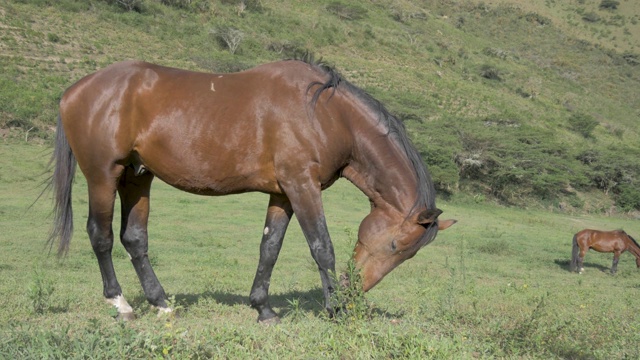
[2,139,640,358]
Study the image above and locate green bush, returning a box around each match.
[599,0,620,10]
[420,146,460,193]
[622,52,640,66]
[326,2,368,21]
[210,26,245,54]
[523,12,551,26]
[567,113,598,138]
[102,0,144,12]
[582,12,600,23]
[578,147,640,210]
[479,64,502,81]
[452,118,585,205]
[219,0,264,13]
[614,184,640,211]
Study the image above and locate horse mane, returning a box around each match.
[624,231,640,249]
[297,53,436,213]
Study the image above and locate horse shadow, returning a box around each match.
[169,288,402,320]
[554,259,611,273]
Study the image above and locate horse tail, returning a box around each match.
[570,233,579,272]
[46,114,76,256]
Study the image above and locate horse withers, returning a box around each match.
[570,229,640,274]
[47,56,456,323]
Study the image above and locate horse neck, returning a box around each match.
[340,101,426,216]
[624,234,640,258]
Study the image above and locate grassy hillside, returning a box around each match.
[1,0,640,212]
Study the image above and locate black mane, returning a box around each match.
[299,54,436,213]
[625,231,640,249]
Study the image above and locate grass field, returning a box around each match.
[2,140,640,358]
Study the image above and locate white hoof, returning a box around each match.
[157,306,173,318]
[106,295,135,320]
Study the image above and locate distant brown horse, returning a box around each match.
[47,55,456,323]
[570,229,640,274]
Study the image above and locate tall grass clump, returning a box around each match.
[330,259,372,323]
[26,269,55,315]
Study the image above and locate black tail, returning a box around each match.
[570,234,579,272]
[46,115,76,256]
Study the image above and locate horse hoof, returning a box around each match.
[156,307,174,318]
[258,316,281,325]
[116,312,136,321]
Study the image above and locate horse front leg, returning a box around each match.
[249,194,293,324]
[118,168,168,316]
[611,251,621,274]
[282,180,337,318]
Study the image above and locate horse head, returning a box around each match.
[353,207,456,291]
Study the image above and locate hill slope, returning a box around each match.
[1,0,639,212]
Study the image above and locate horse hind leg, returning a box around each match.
[578,248,587,274]
[85,166,134,320]
[117,167,169,315]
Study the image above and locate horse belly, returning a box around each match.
[138,145,280,196]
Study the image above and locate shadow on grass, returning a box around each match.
[172,288,401,319]
[554,258,611,273]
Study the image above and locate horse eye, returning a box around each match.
[391,240,397,252]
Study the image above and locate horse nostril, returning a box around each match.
[391,240,397,252]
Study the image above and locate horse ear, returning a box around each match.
[416,208,443,225]
[437,219,457,231]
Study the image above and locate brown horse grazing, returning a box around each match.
[570,229,640,274]
[47,56,456,323]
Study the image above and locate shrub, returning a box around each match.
[102,0,143,12]
[483,47,511,60]
[615,184,640,211]
[210,26,245,54]
[219,0,264,13]
[266,40,307,57]
[453,118,585,204]
[326,2,368,21]
[567,113,598,138]
[479,64,502,81]
[599,0,620,10]
[420,146,460,193]
[582,12,600,23]
[622,52,640,66]
[523,12,551,26]
[579,147,640,209]
[47,33,60,43]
